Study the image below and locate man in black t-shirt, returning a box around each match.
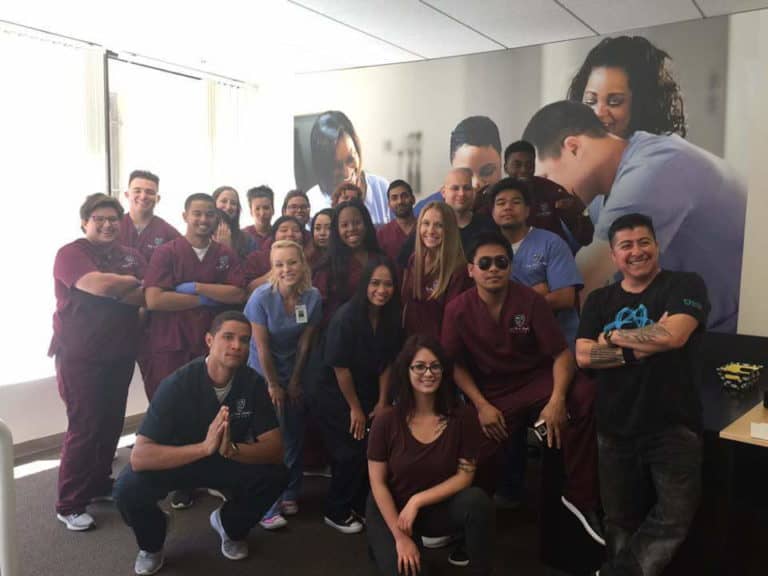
[114,311,287,575]
[576,213,710,576]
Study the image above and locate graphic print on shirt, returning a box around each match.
[602,304,654,332]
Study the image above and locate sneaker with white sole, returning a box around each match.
[324,514,364,534]
[134,550,164,575]
[210,508,248,560]
[561,495,606,546]
[57,512,95,531]
[259,512,288,530]
[448,544,469,567]
[170,489,194,509]
[422,534,458,549]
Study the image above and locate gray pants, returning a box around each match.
[598,425,702,576]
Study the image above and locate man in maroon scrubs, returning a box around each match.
[118,170,181,263]
[242,185,275,253]
[118,170,181,387]
[441,230,603,545]
[144,193,245,401]
[376,179,415,264]
[52,193,146,531]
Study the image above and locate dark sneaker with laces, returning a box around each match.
[324,514,363,534]
[561,495,606,546]
[448,544,469,567]
[170,489,194,510]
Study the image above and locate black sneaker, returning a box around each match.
[170,489,194,510]
[561,496,605,546]
[324,514,363,534]
[448,544,469,567]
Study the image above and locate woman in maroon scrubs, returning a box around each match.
[51,193,146,531]
[401,202,473,340]
[367,334,493,575]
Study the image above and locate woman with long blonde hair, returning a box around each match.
[402,202,473,340]
[244,239,322,529]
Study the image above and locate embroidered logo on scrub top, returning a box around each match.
[231,397,252,420]
[216,255,230,271]
[121,254,138,269]
[153,237,164,246]
[524,252,547,270]
[509,313,530,334]
[538,203,552,216]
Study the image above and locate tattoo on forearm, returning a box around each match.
[615,324,671,344]
[589,345,624,367]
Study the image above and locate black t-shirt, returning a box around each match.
[321,301,403,413]
[458,213,497,255]
[139,357,278,446]
[577,270,710,436]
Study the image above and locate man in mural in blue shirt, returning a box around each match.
[523,100,745,333]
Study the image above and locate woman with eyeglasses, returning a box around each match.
[244,239,322,530]
[401,202,473,340]
[367,334,493,576]
[52,193,147,531]
[315,256,403,534]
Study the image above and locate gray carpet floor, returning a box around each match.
[12,448,544,575]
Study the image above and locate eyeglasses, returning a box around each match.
[90,215,120,224]
[409,362,444,376]
[476,255,510,271]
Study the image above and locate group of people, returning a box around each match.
[50,34,730,576]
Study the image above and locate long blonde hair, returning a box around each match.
[267,240,311,294]
[412,202,466,300]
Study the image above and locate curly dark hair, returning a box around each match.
[567,36,686,138]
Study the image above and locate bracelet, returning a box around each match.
[622,347,637,365]
[604,330,614,345]
[228,441,239,458]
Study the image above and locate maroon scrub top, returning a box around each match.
[118,214,181,264]
[376,220,410,264]
[367,405,482,513]
[441,284,567,412]
[243,250,271,286]
[51,238,147,360]
[242,225,272,253]
[401,254,473,340]
[144,238,244,355]
[312,253,368,327]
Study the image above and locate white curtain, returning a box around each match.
[0,26,106,385]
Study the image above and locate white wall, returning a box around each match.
[727,11,768,337]
[293,48,542,200]
[0,372,148,446]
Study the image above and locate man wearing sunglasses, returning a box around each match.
[441,231,602,546]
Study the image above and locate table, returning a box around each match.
[719,402,768,447]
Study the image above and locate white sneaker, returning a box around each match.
[210,508,248,560]
[134,550,164,575]
[422,534,458,549]
[57,512,95,531]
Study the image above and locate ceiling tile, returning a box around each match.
[424,0,594,48]
[289,0,501,59]
[561,0,701,34]
[695,0,768,17]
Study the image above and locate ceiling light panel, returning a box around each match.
[561,0,701,34]
[695,0,768,17]
[424,0,594,48]
[289,0,501,59]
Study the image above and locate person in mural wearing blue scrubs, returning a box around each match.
[523,100,745,333]
[306,110,391,225]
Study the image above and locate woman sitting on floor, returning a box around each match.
[367,334,494,576]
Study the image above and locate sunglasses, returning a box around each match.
[476,255,510,271]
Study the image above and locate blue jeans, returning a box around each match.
[264,398,305,517]
[598,425,702,576]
